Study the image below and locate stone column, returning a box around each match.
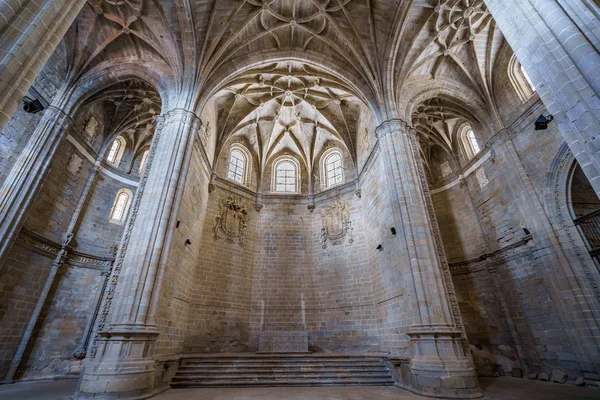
[77,109,200,399]
[0,0,86,130]
[483,0,600,196]
[376,119,481,399]
[0,104,74,268]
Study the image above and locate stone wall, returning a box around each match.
[428,61,599,379]
[181,144,395,355]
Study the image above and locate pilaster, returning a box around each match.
[376,119,481,398]
[0,105,75,269]
[77,108,201,399]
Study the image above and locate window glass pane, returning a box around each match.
[107,139,121,164]
[275,161,297,192]
[520,65,536,92]
[467,130,481,155]
[228,149,246,184]
[112,193,129,221]
[325,153,343,187]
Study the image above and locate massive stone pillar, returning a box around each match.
[377,119,481,399]
[0,0,86,130]
[77,109,200,399]
[483,0,600,196]
[0,102,74,268]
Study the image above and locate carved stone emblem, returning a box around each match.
[214,196,248,246]
[321,200,353,248]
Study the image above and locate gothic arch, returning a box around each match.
[545,142,600,305]
[397,78,495,136]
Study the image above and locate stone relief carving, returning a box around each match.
[214,196,248,247]
[84,117,99,146]
[67,154,83,176]
[320,200,354,249]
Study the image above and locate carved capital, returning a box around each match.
[375,118,411,140]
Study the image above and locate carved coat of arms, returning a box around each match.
[321,201,354,249]
[214,196,248,246]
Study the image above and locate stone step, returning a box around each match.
[171,379,395,388]
[181,359,384,364]
[177,367,389,373]
[180,361,385,368]
[171,355,394,388]
[174,372,391,379]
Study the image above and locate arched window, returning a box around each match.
[109,189,133,224]
[508,55,536,102]
[460,125,481,160]
[321,149,344,189]
[107,136,126,166]
[227,147,249,185]
[520,65,536,92]
[138,150,149,175]
[273,158,300,193]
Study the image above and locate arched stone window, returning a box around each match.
[273,157,300,193]
[460,125,481,160]
[138,150,149,175]
[107,136,126,166]
[321,148,344,189]
[227,145,251,186]
[109,188,133,224]
[509,55,536,102]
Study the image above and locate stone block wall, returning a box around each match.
[17,265,104,380]
[0,41,67,188]
[0,247,53,379]
[429,73,597,379]
[72,174,134,256]
[155,144,212,356]
[182,146,399,355]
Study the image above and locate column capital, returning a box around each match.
[375,118,415,139]
[158,108,202,127]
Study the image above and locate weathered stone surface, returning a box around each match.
[551,370,568,384]
[538,373,550,382]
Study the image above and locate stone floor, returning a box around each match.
[0,377,599,400]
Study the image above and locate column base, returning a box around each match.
[76,325,160,399]
[395,327,483,399]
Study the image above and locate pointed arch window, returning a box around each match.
[107,136,126,166]
[227,145,251,187]
[509,55,536,102]
[273,158,300,193]
[321,149,344,189]
[460,125,481,160]
[109,189,133,224]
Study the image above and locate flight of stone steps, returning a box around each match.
[171,354,395,388]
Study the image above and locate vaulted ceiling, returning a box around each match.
[65,0,513,169]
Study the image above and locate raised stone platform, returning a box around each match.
[171,354,394,388]
[258,331,309,353]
